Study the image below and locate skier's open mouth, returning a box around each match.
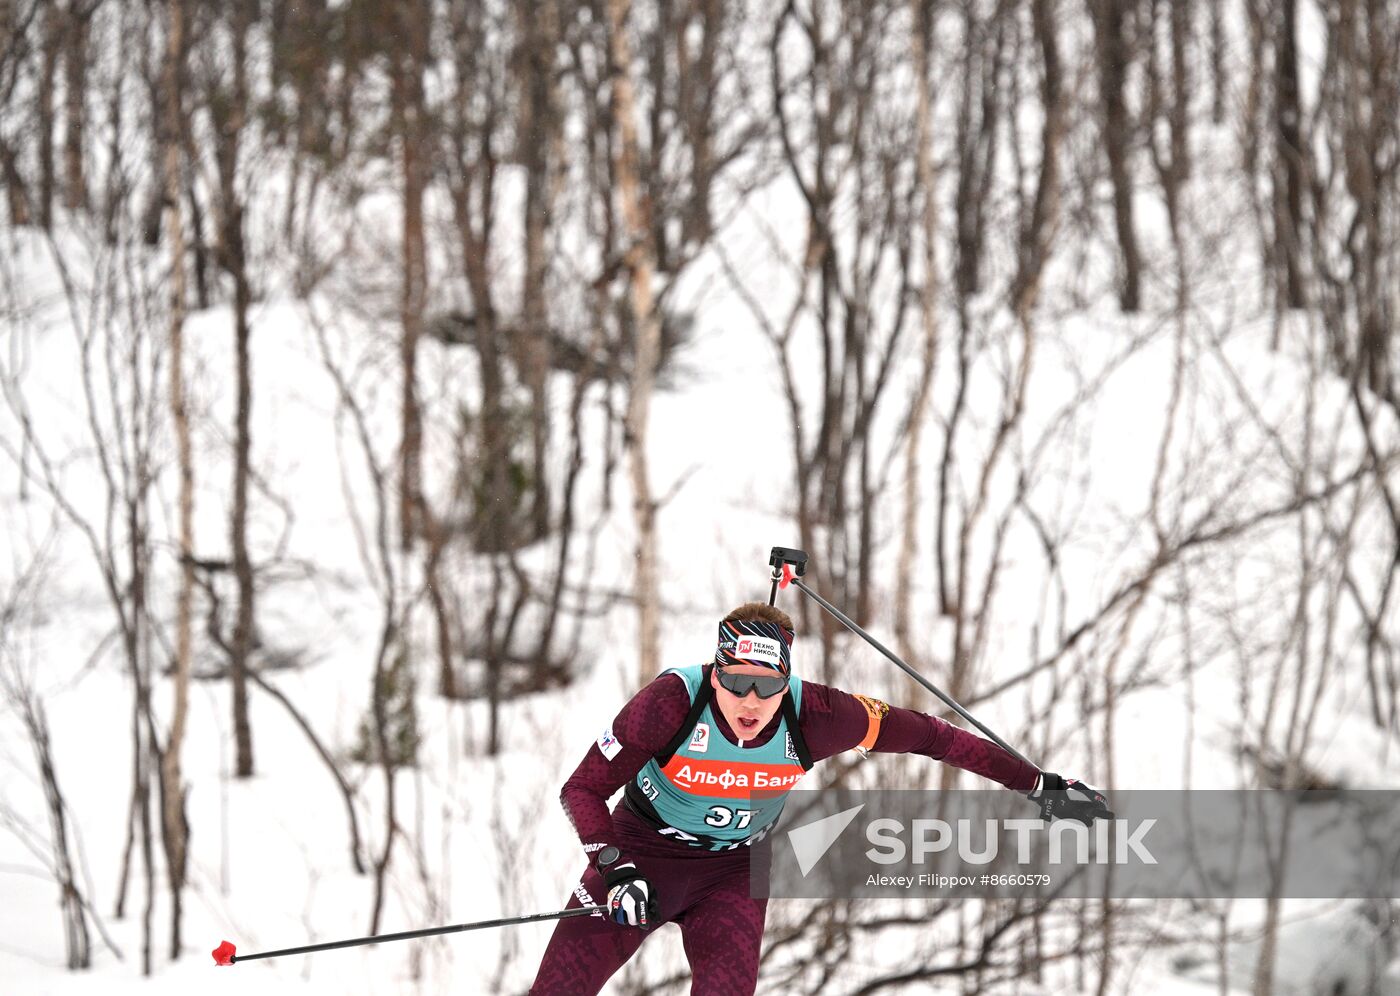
[738,716,760,731]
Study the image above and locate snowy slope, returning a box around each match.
[3,137,1399,996]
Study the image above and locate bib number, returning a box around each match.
[703,805,755,829]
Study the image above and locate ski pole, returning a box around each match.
[212,905,608,966]
[767,546,1037,768]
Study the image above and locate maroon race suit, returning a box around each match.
[528,666,1037,995]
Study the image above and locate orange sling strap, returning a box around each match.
[853,694,890,754]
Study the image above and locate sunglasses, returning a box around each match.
[717,668,789,699]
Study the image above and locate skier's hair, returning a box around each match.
[723,602,795,635]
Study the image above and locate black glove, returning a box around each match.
[603,861,656,928]
[1030,772,1114,825]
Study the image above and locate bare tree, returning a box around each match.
[952,0,1010,302]
[0,1,43,225]
[157,0,193,958]
[1242,0,1312,317]
[557,0,767,685]
[61,0,97,212]
[608,0,666,684]
[0,546,116,971]
[513,0,562,545]
[753,0,924,675]
[1088,0,1142,311]
[200,0,260,782]
[1310,0,1398,397]
[439,0,530,742]
[1302,0,1400,734]
[933,0,1071,722]
[938,0,1013,623]
[1273,0,1306,310]
[895,0,942,663]
[305,301,409,936]
[1,195,170,979]
[391,0,430,555]
[35,0,58,228]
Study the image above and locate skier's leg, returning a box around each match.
[675,880,767,996]
[528,867,646,996]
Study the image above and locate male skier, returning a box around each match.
[529,602,1109,994]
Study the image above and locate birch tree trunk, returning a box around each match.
[608,0,662,685]
[159,0,192,959]
[393,0,428,555]
[897,0,941,664]
[222,0,256,781]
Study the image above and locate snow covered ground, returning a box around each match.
[3,131,1399,996]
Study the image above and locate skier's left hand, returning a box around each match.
[1029,772,1114,824]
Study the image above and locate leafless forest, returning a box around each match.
[1,0,1398,992]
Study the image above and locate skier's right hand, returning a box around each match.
[604,862,656,928]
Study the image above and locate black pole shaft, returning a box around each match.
[231,906,608,964]
[788,577,1036,768]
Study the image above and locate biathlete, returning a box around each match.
[529,602,1109,995]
